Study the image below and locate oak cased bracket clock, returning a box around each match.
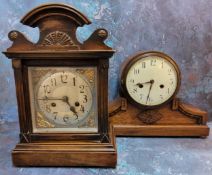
[3,4,117,167]
[109,51,210,137]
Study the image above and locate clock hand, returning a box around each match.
[70,106,78,119]
[38,96,79,119]
[62,96,79,119]
[37,96,65,101]
[136,81,152,86]
[146,80,154,104]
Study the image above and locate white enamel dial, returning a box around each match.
[125,55,179,107]
[36,71,92,126]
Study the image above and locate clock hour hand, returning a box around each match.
[70,106,78,119]
[62,96,78,119]
[136,81,151,86]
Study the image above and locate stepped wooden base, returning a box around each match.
[109,98,210,137]
[112,125,209,137]
[12,129,117,167]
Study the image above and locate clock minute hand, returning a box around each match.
[146,80,154,104]
[38,96,65,100]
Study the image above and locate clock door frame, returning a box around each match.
[8,54,112,143]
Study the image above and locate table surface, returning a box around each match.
[0,122,211,175]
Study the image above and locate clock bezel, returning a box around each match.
[28,66,97,133]
[121,51,181,110]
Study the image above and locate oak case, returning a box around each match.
[3,3,117,167]
[109,51,209,137]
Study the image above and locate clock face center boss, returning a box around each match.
[121,51,181,109]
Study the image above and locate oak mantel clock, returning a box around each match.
[3,3,116,167]
[109,51,209,137]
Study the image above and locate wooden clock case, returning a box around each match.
[3,4,116,167]
[109,52,210,137]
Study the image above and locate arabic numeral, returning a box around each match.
[80,105,85,113]
[133,88,137,93]
[148,97,152,103]
[79,85,84,93]
[51,78,57,86]
[142,62,146,68]
[130,79,134,83]
[161,61,164,68]
[45,104,51,113]
[63,115,69,123]
[43,85,51,94]
[61,72,68,83]
[73,77,76,86]
[150,59,156,66]
[53,112,58,120]
[134,68,139,75]
[168,69,172,75]
[83,95,88,103]
[167,88,170,94]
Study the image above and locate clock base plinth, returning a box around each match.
[109,98,210,137]
[12,131,117,167]
[111,125,209,137]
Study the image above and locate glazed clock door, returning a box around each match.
[125,56,179,106]
[121,51,181,109]
[28,67,98,133]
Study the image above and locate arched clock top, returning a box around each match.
[4,3,113,53]
[21,3,91,27]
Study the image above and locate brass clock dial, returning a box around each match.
[121,51,181,109]
[37,71,93,126]
[28,67,98,133]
